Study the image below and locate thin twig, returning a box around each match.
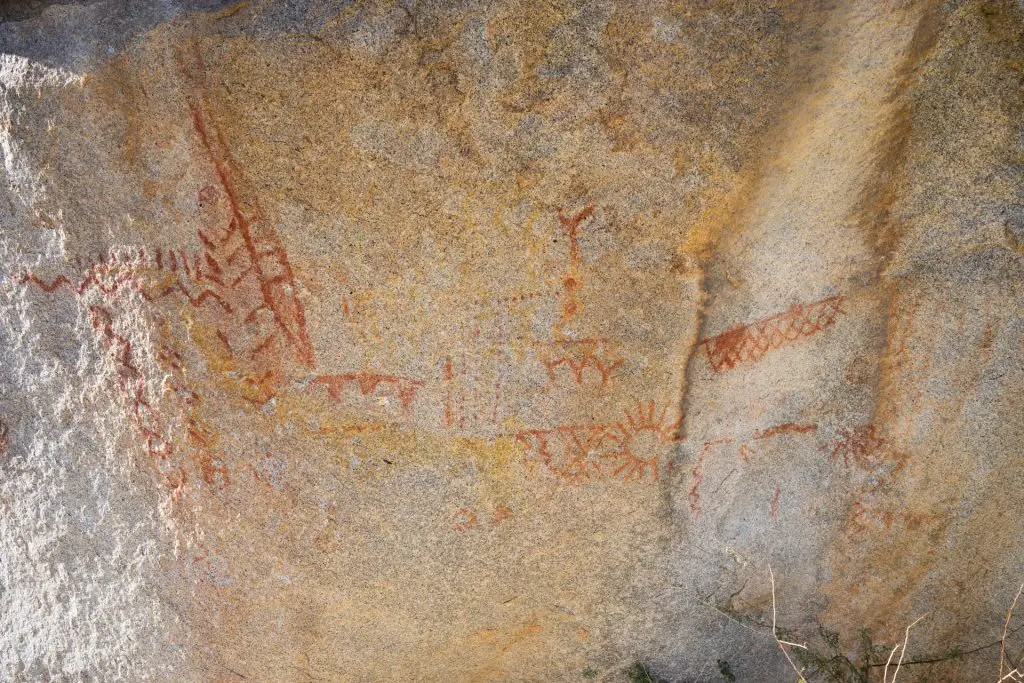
[779,639,809,649]
[1000,584,1024,681]
[884,614,926,683]
[883,643,901,678]
[867,620,1024,668]
[769,565,807,682]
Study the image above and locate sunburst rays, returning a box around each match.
[600,400,682,482]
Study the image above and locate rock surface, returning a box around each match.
[0,1,1022,680]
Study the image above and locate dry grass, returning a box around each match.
[769,565,809,682]
[768,570,1023,683]
[881,614,926,683]
[999,583,1024,683]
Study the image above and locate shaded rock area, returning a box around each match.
[0,0,1021,680]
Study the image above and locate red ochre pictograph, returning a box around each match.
[435,351,514,434]
[157,312,241,495]
[688,420,821,518]
[600,400,682,482]
[15,247,238,317]
[824,423,914,535]
[442,355,457,429]
[17,50,321,404]
[184,410,229,490]
[15,232,304,411]
[684,421,910,525]
[21,45,323,424]
[828,423,886,470]
[698,295,845,372]
[553,205,594,340]
[149,247,232,313]
[754,422,818,440]
[471,289,547,309]
[536,205,627,389]
[538,338,624,387]
[87,299,230,494]
[740,422,819,463]
[452,507,479,533]
[688,438,733,518]
[88,305,172,459]
[516,424,610,484]
[312,373,425,412]
[17,249,157,301]
[179,45,315,371]
[452,505,515,533]
[13,212,312,488]
[491,504,514,524]
[516,401,682,485]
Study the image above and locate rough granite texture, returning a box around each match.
[0,1,1022,681]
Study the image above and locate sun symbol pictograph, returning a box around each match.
[600,401,682,482]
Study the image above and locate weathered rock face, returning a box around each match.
[0,1,1021,681]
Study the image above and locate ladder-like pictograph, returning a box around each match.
[699,295,845,372]
[178,44,316,372]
